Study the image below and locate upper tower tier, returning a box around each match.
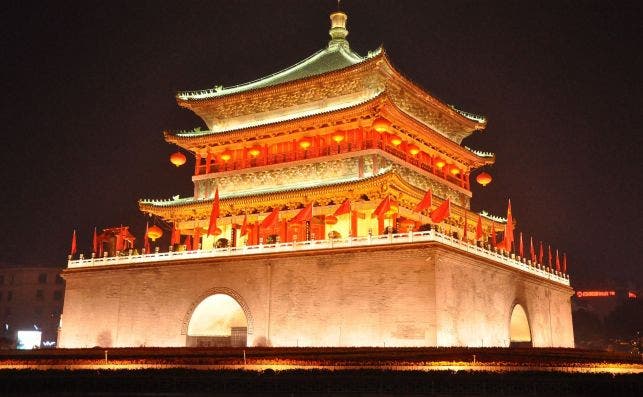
[173,11,486,145]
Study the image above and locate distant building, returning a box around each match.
[0,265,65,348]
[573,288,638,319]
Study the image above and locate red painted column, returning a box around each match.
[351,210,358,237]
[194,153,201,176]
[205,151,212,174]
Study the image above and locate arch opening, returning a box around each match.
[509,304,532,347]
[186,294,248,347]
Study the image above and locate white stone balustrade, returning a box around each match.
[67,229,570,286]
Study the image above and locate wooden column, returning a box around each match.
[351,210,358,237]
[194,153,201,176]
[205,151,212,174]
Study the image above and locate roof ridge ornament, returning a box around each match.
[328,7,349,50]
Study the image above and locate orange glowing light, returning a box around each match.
[248,146,262,157]
[169,151,186,167]
[220,150,232,162]
[331,132,345,144]
[408,145,420,156]
[390,135,402,146]
[575,290,616,298]
[435,158,446,169]
[449,166,460,176]
[476,172,492,186]
[299,137,313,150]
[372,117,391,133]
[385,204,399,217]
[325,215,338,225]
[147,225,163,241]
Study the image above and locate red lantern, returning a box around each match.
[248,146,262,157]
[390,135,402,146]
[372,117,391,133]
[147,225,163,241]
[325,215,338,225]
[476,172,493,186]
[331,132,345,144]
[220,150,232,162]
[434,158,446,169]
[449,165,460,176]
[408,145,420,156]
[299,137,313,150]
[170,152,186,167]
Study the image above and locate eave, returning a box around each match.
[166,93,493,169]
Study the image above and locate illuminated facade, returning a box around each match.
[59,10,574,348]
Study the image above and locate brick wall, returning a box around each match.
[58,242,573,348]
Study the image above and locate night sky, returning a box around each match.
[1,1,641,288]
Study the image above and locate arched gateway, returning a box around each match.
[182,288,254,347]
[509,304,532,347]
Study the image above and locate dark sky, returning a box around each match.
[1,1,641,288]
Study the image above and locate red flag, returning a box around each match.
[518,232,524,257]
[260,207,280,229]
[240,214,249,237]
[491,222,498,247]
[530,237,536,263]
[290,203,313,223]
[504,199,514,252]
[70,230,77,255]
[430,198,451,223]
[92,227,98,254]
[193,228,201,250]
[207,187,220,236]
[170,224,180,245]
[333,199,351,216]
[184,235,192,251]
[548,245,553,268]
[475,215,484,240]
[461,211,467,241]
[144,222,150,254]
[116,227,125,252]
[538,241,544,264]
[555,249,560,272]
[414,189,432,212]
[563,253,567,273]
[372,196,392,218]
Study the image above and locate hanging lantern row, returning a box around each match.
[168,115,487,185]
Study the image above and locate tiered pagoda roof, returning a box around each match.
[141,9,499,237]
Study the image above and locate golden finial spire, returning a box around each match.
[329,1,348,49]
